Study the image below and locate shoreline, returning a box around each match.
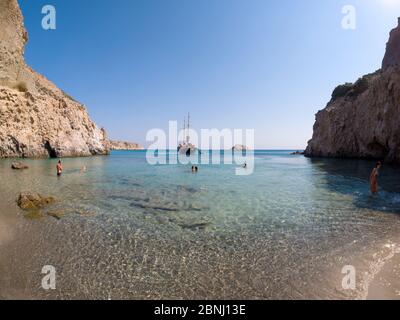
[365,241,400,300]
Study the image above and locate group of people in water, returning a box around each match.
[190,162,247,173]
[56,160,86,177]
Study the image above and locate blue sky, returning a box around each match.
[19,0,400,149]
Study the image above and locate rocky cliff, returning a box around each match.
[109,140,143,150]
[0,0,109,158]
[305,18,400,163]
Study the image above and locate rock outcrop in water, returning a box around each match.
[109,140,143,150]
[11,161,28,170]
[305,18,400,163]
[17,192,55,211]
[0,0,109,158]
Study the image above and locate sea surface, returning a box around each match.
[0,150,400,299]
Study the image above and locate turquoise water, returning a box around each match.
[0,150,400,299]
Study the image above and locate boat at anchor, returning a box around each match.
[177,113,199,156]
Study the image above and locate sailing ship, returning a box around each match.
[177,113,198,156]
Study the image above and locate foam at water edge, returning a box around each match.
[358,241,400,300]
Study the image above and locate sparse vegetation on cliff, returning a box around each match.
[306,19,400,163]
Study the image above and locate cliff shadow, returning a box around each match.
[309,158,400,214]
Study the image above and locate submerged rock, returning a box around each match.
[11,162,28,170]
[187,204,205,212]
[75,209,96,217]
[130,202,180,212]
[17,192,55,211]
[176,185,199,194]
[155,216,171,225]
[290,151,305,155]
[24,210,45,220]
[46,210,66,220]
[178,222,211,231]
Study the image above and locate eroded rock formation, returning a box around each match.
[383,18,400,70]
[306,18,400,163]
[0,0,109,158]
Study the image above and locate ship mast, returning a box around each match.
[183,117,186,144]
[186,113,190,143]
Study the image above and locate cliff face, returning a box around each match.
[109,140,143,150]
[382,18,400,70]
[0,0,109,158]
[305,19,400,163]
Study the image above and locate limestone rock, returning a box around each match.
[109,140,143,150]
[306,18,400,163]
[290,151,304,155]
[47,210,66,220]
[11,161,28,169]
[383,18,400,70]
[17,192,55,211]
[0,0,109,158]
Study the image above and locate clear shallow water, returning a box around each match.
[0,150,400,299]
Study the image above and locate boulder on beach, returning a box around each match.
[290,151,305,155]
[11,162,29,170]
[17,192,55,211]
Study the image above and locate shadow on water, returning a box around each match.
[310,158,400,214]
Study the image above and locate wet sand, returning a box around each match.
[367,246,400,300]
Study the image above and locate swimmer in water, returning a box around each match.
[191,166,199,173]
[370,161,382,194]
[56,160,63,177]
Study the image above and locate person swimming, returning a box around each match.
[56,160,63,177]
[191,166,199,173]
[370,161,382,194]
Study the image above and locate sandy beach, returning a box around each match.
[366,244,400,300]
